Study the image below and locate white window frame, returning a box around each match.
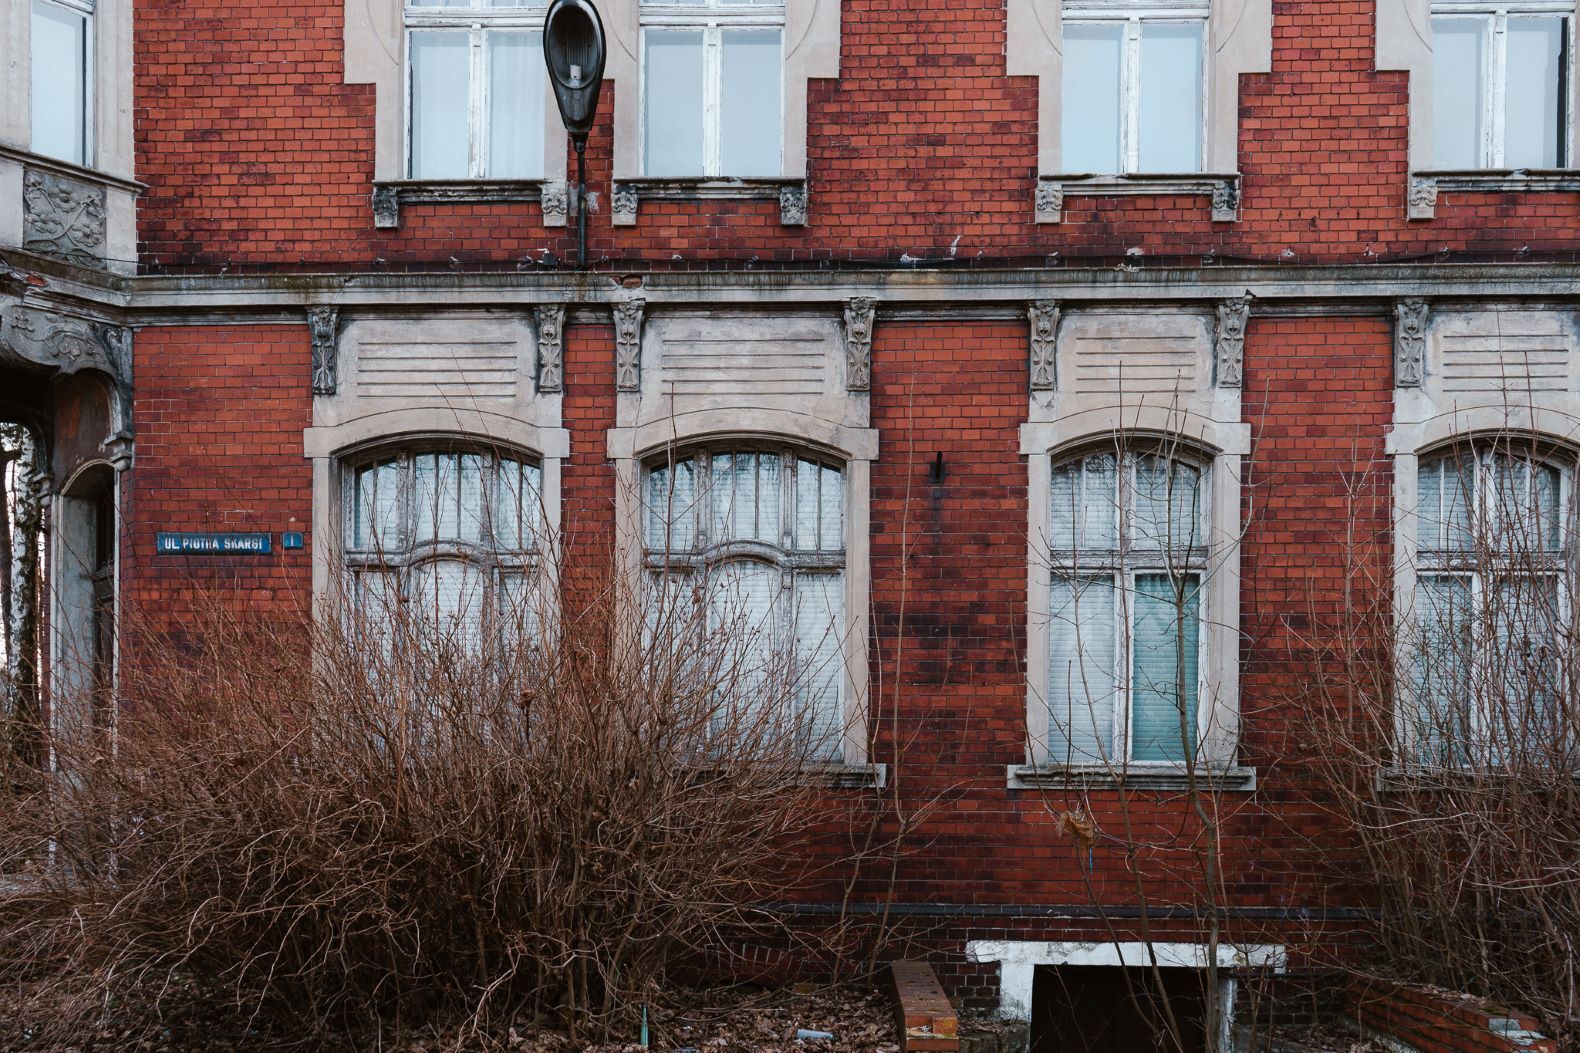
[30,0,95,167]
[1042,448,1211,768]
[341,444,547,647]
[403,0,549,180]
[641,443,847,756]
[1409,443,1576,765]
[638,0,786,177]
[1061,0,1210,174]
[1430,0,1575,168]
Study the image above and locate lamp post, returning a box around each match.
[543,0,606,269]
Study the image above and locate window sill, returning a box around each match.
[802,762,886,790]
[1407,169,1580,220]
[370,179,569,230]
[611,177,808,227]
[1034,172,1241,224]
[1007,763,1257,792]
[1375,765,1580,791]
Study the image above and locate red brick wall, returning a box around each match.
[1354,982,1559,1053]
[121,326,314,627]
[133,0,1580,270]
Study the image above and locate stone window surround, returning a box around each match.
[0,0,138,271]
[1387,407,1580,769]
[1015,406,1252,793]
[1007,0,1271,223]
[607,411,879,781]
[344,0,836,228]
[305,409,571,620]
[1377,0,1580,219]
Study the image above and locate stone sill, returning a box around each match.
[1408,169,1580,219]
[1007,763,1256,792]
[611,177,808,226]
[0,144,145,196]
[370,179,569,230]
[803,761,886,790]
[1375,765,1580,791]
[1034,172,1241,223]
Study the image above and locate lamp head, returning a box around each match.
[544,0,606,142]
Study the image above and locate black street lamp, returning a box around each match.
[543,0,606,269]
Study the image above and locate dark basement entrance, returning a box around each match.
[1030,965,1215,1053]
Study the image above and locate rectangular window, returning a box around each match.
[1061,6,1207,174]
[30,0,92,167]
[1431,6,1572,169]
[406,0,547,179]
[641,0,784,177]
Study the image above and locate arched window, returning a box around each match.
[643,445,845,758]
[1044,447,1206,766]
[343,445,545,651]
[1411,442,1574,766]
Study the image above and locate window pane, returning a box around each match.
[1418,453,1473,551]
[1046,575,1117,764]
[1504,17,1567,169]
[1130,573,1200,763]
[410,558,487,653]
[410,30,471,178]
[720,29,782,176]
[1488,575,1561,764]
[1138,22,1203,172]
[705,561,780,734]
[644,30,706,176]
[819,465,842,551]
[458,453,486,543]
[1414,575,1472,766]
[793,570,844,759]
[796,458,819,550]
[353,461,404,553]
[647,458,697,553]
[488,31,546,178]
[1062,23,1124,173]
[30,0,89,166]
[1132,456,1201,552]
[1432,18,1487,168]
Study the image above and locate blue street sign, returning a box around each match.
[156,532,273,555]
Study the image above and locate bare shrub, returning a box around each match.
[0,559,842,1048]
[1299,433,1580,1045]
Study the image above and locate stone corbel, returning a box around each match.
[614,299,645,392]
[308,306,340,395]
[843,297,875,392]
[778,184,809,226]
[0,306,134,439]
[1395,299,1429,388]
[1214,295,1251,388]
[534,305,566,393]
[1407,177,1438,221]
[1028,300,1059,392]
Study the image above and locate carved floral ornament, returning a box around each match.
[0,305,134,437]
[22,170,108,266]
[534,305,566,393]
[1395,299,1429,388]
[843,297,875,392]
[1214,295,1251,388]
[1028,300,1059,391]
[614,299,646,391]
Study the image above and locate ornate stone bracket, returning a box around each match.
[369,181,563,230]
[1214,295,1251,388]
[534,305,566,393]
[23,168,108,266]
[609,179,809,228]
[843,297,875,392]
[1395,299,1429,388]
[1028,300,1059,392]
[308,306,340,396]
[0,305,133,439]
[614,299,645,392]
[1407,177,1438,221]
[1035,173,1242,224]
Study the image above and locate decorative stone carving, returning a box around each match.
[1395,299,1430,388]
[22,170,107,265]
[540,182,570,227]
[372,186,400,229]
[1210,180,1240,222]
[1034,179,1064,223]
[534,305,565,393]
[611,184,639,227]
[1407,176,1438,221]
[1027,300,1059,391]
[1214,296,1251,388]
[0,307,134,436]
[613,299,645,391]
[843,297,876,392]
[308,306,340,395]
[779,184,809,226]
